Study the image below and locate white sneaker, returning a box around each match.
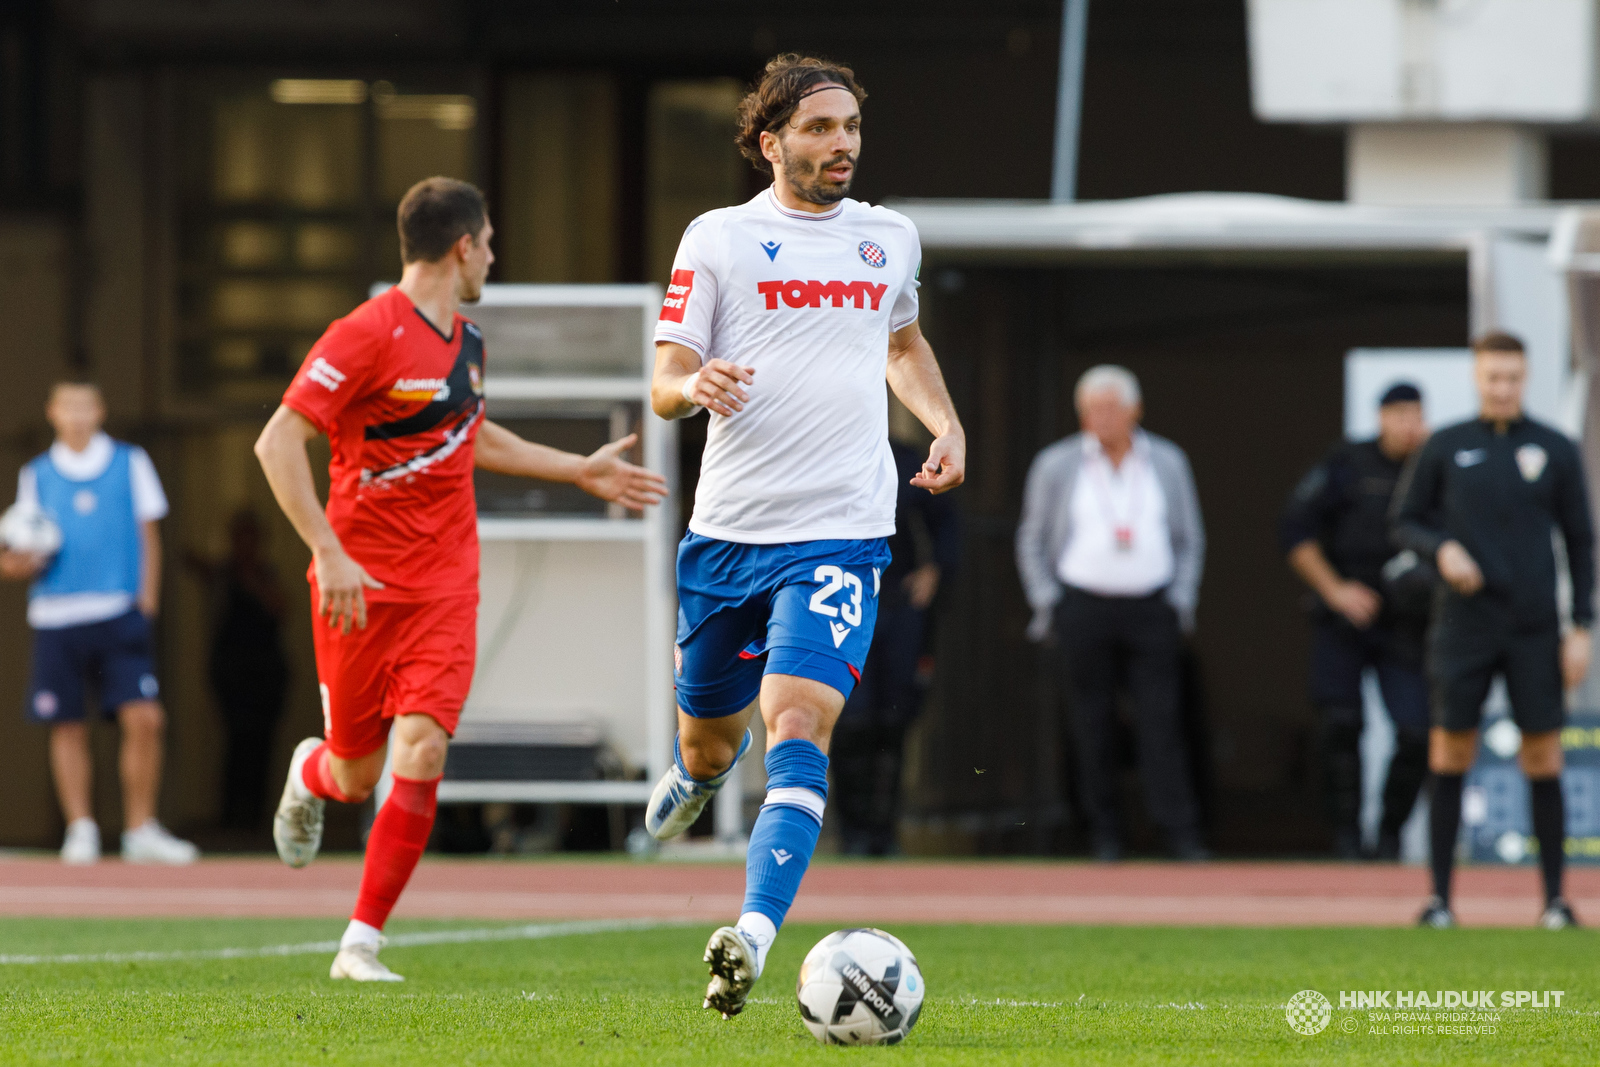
[330,940,404,982]
[60,818,100,865]
[121,820,199,865]
[646,730,752,841]
[703,926,760,1019]
[274,737,326,869]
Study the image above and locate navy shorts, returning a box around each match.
[27,609,160,723]
[1309,620,1430,733]
[674,533,892,718]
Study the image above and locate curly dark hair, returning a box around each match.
[735,54,867,175]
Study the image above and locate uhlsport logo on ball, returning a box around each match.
[1286,990,1332,1035]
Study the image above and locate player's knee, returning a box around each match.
[392,734,449,780]
[119,700,165,736]
[1427,728,1471,775]
[681,735,735,781]
[330,763,379,803]
[1518,733,1564,778]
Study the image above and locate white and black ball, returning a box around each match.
[796,928,924,1045]
[0,502,62,557]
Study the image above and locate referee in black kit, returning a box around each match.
[1393,331,1594,930]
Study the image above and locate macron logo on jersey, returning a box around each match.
[660,269,694,323]
[307,357,346,392]
[757,280,889,311]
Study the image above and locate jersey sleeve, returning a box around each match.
[127,447,169,522]
[653,214,720,358]
[282,313,384,433]
[889,220,922,331]
[15,465,36,510]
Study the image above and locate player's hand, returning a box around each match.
[0,549,47,580]
[684,360,755,417]
[903,563,941,611]
[1437,540,1484,596]
[911,433,965,495]
[313,544,384,634]
[1324,580,1381,629]
[1563,628,1592,690]
[137,587,159,619]
[576,433,669,510]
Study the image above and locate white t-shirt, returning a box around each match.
[15,432,168,628]
[655,188,922,544]
[1057,433,1174,597]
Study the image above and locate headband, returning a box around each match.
[797,83,853,103]
[766,83,857,133]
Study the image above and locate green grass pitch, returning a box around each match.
[2,918,1596,1065]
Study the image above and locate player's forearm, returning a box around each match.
[140,522,162,611]
[1287,540,1343,600]
[254,409,344,557]
[474,421,584,483]
[651,342,702,420]
[886,335,961,440]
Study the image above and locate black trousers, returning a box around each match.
[1056,587,1200,845]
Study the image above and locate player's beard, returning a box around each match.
[784,149,855,206]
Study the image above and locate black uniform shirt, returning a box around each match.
[1281,438,1406,592]
[1393,416,1595,629]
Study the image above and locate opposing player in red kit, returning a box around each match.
[255,177,666,981]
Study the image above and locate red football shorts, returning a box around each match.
[309,585,478,759]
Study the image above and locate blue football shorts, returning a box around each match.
[674,532,892,718]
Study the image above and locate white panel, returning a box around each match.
[1488,237,1569,428]
[1437,0,1594,120]
[1248,0,1400,121]
[1345,348,1476,438]
[1250,0,1597,122]
[467,539,650,768]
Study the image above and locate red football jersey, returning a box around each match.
[282,286,486,602]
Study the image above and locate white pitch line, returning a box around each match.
[0,917,680,966]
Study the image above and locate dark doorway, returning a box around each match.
[908,257,1469,855]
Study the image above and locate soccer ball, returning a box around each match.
[796,928,924,1045]
[0,502,62,556]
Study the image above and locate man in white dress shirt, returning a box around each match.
[1016,365,1207,860]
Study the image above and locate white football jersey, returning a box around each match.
[656,188,921,544]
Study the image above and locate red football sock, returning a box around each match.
[351,774,440,931]
[300,743,355,804]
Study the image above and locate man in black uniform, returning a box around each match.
[1282,383,1432,860]
[1393,331,1593,930]
[832,439,961,855]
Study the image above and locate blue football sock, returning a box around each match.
[741,739,829,939]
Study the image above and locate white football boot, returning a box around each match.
[122,820,199,865]
[60,818,100,865]
[330,939,405,982]
[703,926,760,1019]
[274,737,327,868]
[646,730,752,841]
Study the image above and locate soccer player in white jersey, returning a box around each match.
[647,54,965,1019]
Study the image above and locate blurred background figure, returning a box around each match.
[832,439,961,856]
[1017,365,1207,861]
[0,381,197,865]
[187,510,288,832]
[1281,382,1433,861]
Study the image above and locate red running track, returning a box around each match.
[0,856,1594,926]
